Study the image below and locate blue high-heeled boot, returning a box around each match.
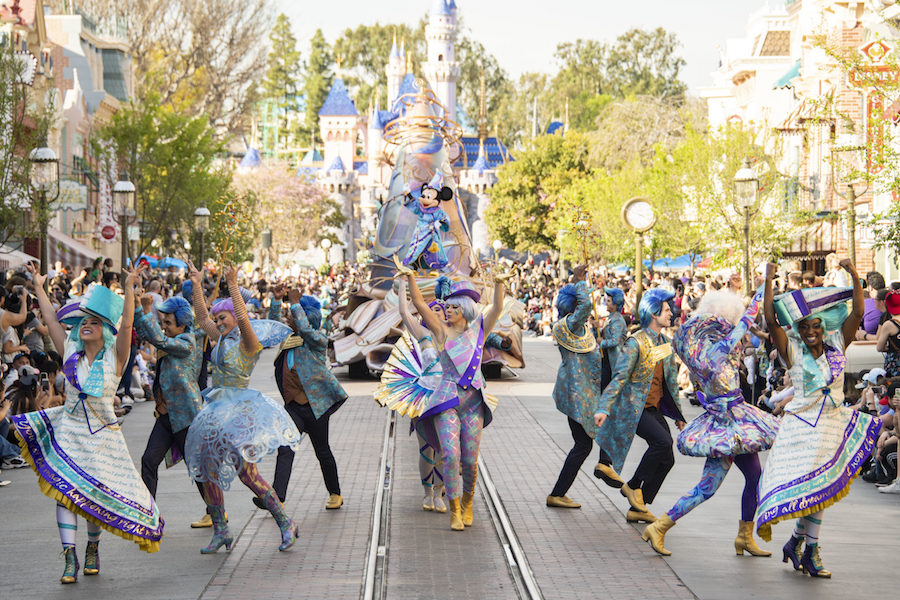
[200,505,233,554]
[60,545,79,584]
[262,489,298,551]
[782,535,803,571]
[800,544,832,578]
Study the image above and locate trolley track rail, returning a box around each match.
[361,410,543,600]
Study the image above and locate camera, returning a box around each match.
[40,372,49,392]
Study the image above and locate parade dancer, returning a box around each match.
[134,294,205,503]
[756,260,879,578]
[14,265,163,584]
[640,289,779,556]
[376,280,448,513]
[593,289,686,524]
[267,284,347,511]
[185,262,300,553]
[405,273,506,531]
[547,265,611,509]
[592,286,628,482]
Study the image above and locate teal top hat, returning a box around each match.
[773,287,853,329]
[58,284,124,334]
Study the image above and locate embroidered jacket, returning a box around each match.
[269,300,347,420]
[552,281,604,441]
[134,307,204,432]
[595,327,684,473]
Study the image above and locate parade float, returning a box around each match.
[329,81,525,378]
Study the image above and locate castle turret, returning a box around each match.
[422,0,460,121]
[386,34,406,105]
[318,77,360,176]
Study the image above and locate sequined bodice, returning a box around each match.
[211,330,261,389]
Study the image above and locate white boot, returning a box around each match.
[422,486,434,511]
[432,484,447,513]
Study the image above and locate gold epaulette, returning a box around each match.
[278,335,304,354]
[552,319,597,354]
[631,330,672,382]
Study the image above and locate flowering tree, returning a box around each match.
[232,162,344,263]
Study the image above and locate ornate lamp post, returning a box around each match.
[28,144,60,276]
[491,239,502,262]
[621,197,656,309]
[113,179,135,275]
[733,159,758,296]
[194,207,210,267]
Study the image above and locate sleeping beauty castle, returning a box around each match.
[244,0,512,263]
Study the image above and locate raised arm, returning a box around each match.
[134,300,192,357]
[482,277,508,336]
[286,287,328,349]
[719,286,764,353]
[763,262,789,367]
[565,265,592,333]
[407,273,446,341]
[840,258,864,349]
[225,265,259,354]
[26,264,65,355]
[117,264,144,375]
[188,260,218,340]
[397,279,429,341]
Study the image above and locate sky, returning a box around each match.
[274,0,773,93]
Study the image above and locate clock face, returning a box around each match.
[623,199,656,232]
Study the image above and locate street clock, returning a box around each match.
[621,197,656,233]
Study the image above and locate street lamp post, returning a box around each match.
[28,144,60,276]
[491,239,502,263]
[734,159,759,296]
[621,197,656,310]
[113,179,135,276]
[320,238,332,266]
[194,207,210,267]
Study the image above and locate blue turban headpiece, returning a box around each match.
[638,288,675,328]
[299,295,322,330]
[181,280,194,305]
[158,296,194,328]
[556,284,578,318]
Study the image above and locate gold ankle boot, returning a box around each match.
[448,498,465,531]
[735,520,771,557]
[326,494,343,510]
[626,509,656,523]
[620,484,648,513]
[546,495,582,508]
[461,491,475,526]
[641,514,676,556]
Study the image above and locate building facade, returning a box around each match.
[700,0,900,279]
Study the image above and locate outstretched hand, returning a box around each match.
[839,258,855,273]
[26,262,46,289]
[224,264,238,284]
[594,412,607,428]
[123,262,147,289]
[186,260,204,285]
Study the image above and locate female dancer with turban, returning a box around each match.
[14,264,162,584]
[640,289,779,556]
[405,273,507,530]
[755,260,879,578]
[186,262,299,553]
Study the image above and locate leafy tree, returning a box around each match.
[486,132,589,251]
[303,29,334,146]
[605,27,687,100]
[231,162,344,263]
[262,14,303,144]
[0,46,53,248]
[455,33,514,136]
[92,95,229,264]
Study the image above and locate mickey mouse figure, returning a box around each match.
[402,172,453,271]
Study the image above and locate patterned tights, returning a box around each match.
[202,461,275,507]
[434,390,485,500]
[56,504,101,548]
[417,431,444,491]
[666,453,762,522]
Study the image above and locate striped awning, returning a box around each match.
[0,245,39,271]
[48,227,101,271]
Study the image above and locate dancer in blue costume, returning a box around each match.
[594,289,686,523]
[14,264,162,584]
[404,272,507,531]
[267,284,347,511]
[756,260,878,578]
[185,262,300,553]
[547,265,623,509]
[640,289,779,556]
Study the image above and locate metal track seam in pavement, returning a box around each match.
[478,456,545,600]
[362,411,396,600]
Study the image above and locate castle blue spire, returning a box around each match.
[471,141,489,173]
[318,78,359,116]
[430,0,451,16]
[390,34,400,60]
[447,0,458,10]
[326,155,346,173]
